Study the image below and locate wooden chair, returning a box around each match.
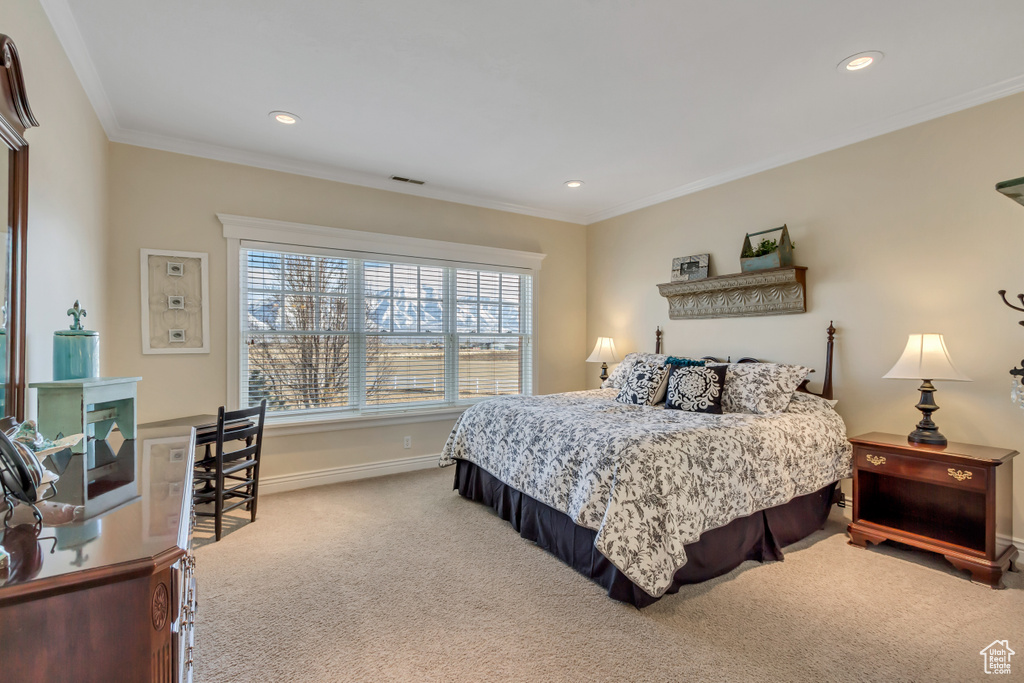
[193,401,266,541]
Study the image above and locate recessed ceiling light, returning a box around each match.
[838,51,884,72]
[564,180,584,188]
[269,110,300,124]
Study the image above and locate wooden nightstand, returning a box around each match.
[847,432,1018,588]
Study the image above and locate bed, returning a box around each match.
[440,325,852,607]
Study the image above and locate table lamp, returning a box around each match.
[883,334,970,446]
[586,337,619,381]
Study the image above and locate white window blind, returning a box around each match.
[240,245,533,416]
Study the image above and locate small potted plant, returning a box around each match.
[740,224,795,272]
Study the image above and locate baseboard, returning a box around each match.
[261,453,441,495]
[997,533,1024,555]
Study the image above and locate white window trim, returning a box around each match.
[220,213,545,433]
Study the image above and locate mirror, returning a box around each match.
[0,34,39,420]
[0,153,6,416]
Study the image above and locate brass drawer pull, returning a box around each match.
[865,454,886,466]
[947,468,972,482]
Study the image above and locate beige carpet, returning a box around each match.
[192,467,1023,682]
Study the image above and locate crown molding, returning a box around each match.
[43,0,1024,228]
[584,71,1024,224]
[40,0,120,133]
[110,128,587,224]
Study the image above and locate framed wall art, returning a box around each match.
[671,253,710,282]
[140,249,210,354]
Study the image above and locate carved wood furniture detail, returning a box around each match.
[0,424,197,682]
[657,266,806,320]
[847,432,1017,588]
[0,34,39,420]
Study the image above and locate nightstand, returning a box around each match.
[847,432,1018,588]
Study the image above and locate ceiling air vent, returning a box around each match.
[390,175,426,185]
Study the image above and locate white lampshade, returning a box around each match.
[883,334,971,382]
[586,337,619,364]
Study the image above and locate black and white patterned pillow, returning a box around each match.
[615,360,669,405]
[602,352,668,389]
[665,365,726,413]
[716,362,811,414]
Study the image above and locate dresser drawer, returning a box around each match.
[855,448,986,492]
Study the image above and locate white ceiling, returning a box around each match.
[41,0,1024,224]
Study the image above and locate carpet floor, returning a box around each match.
[192,467,1023,682]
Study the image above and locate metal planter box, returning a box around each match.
[740,224,794,272]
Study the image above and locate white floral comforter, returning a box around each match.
[440,389,852,597]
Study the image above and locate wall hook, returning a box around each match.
[998,290,1024,326]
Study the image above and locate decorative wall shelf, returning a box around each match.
[657,266,807,320]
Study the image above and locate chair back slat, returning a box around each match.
[224,424,261,443]
[222,443,258,463]
[222,404,265,423]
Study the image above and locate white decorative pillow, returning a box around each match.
[717,362,811,415]
[615,360,670,405]
[602,352,668,389]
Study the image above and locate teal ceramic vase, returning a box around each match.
[53,301,99,381]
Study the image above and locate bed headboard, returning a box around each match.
[656,322,836,400]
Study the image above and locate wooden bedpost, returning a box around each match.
[821,321,835,400]
[655,326,662,354]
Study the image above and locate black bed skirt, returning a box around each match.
[453,459,837,608]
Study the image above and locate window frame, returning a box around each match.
[221,214,545,431]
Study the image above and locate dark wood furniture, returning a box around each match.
[0,35,39,420]
[0,422,198,681]
[847,432,1018,588]
[193,401,267,541]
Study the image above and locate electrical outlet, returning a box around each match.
[403,436,411,449]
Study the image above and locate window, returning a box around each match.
[239,245,534,418]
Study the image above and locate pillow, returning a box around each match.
[717,362,811,415]
[615,360,670,405]
[602,352,668,389]
[665,365,726,413]
[651,367,672,404]
[665,356,706,368]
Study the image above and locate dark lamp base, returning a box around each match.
[908,428,947,447]
[599,362,609,382]
[907,379,948,448]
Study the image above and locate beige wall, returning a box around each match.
[105,143,587,479]
[12,0,1024,539]
[587,91,1024,540]
[3,0,110,414]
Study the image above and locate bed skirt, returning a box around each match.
[453,459,837,608]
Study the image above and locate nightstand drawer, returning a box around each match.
[855,449,986,492]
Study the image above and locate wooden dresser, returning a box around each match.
[0,423,197,682]
[847,432,1017,588]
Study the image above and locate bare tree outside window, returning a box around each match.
[241,249,530,414]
